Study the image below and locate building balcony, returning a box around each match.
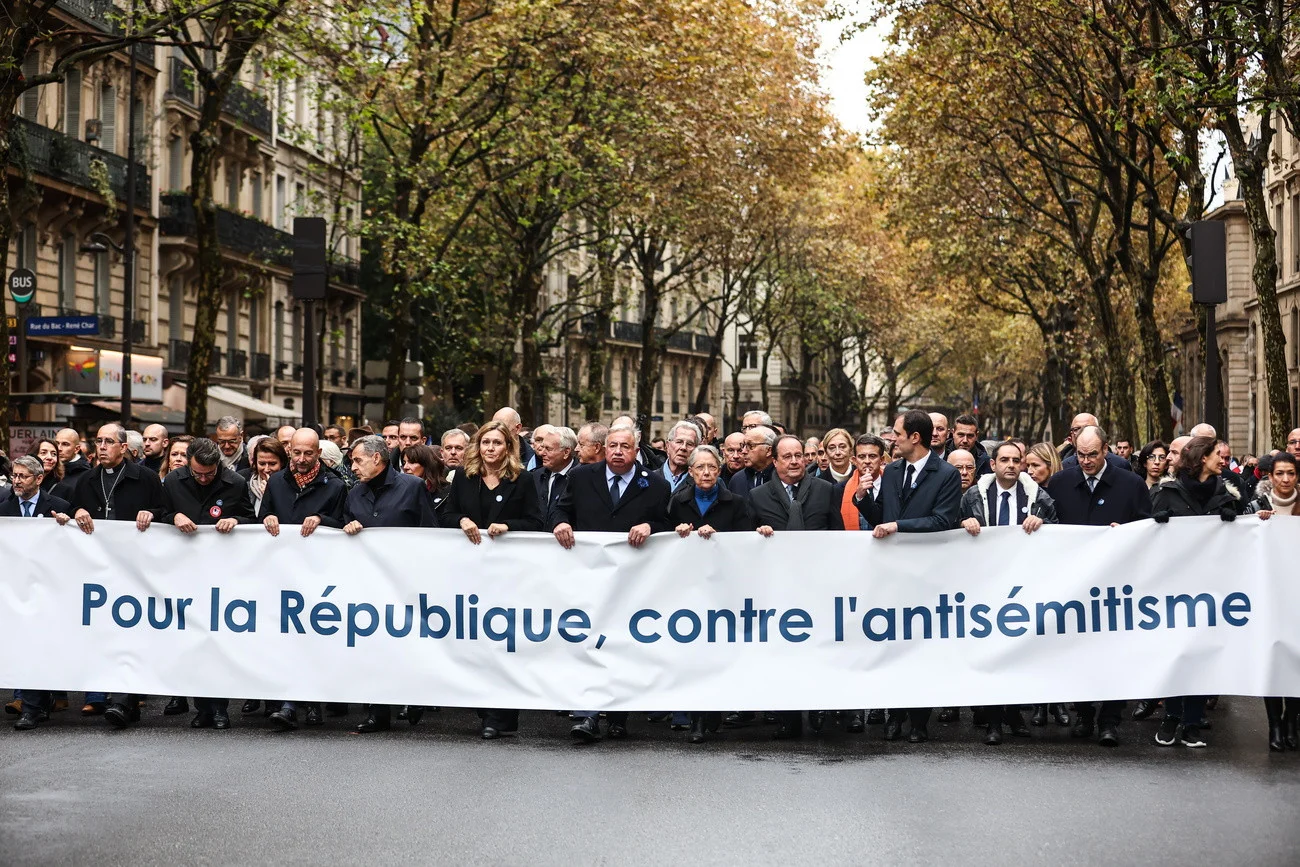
[612,320,642,343]
[329,259,361,289]
[97,316,146,343]
[12,116,151,203]
[250,352,271,381]
[168,339,190,371]
[226,348,248,378]
[209,351,222,375]
[160,193,292,266]
[166,58,271,135]
[56,0,154,63]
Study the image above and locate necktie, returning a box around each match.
[901,464,915,503]
[998,491,1010,526]
[785,483,804,530]
[1087,476,1098,493]
[21,501,33,518]
[609,475,622,507]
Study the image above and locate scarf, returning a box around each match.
[829,465,854,484]
[1178,472,1219,511]
[293,462,322,491]
[1270,488,1298,515]
[248,475,267,502]
[220,444,246,471]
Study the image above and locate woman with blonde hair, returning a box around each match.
[440,419,543,739]
[819,428,856,483]
[1022,442,1062,485]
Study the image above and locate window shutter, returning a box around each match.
[64,68,81,136]
[21,54,41,120]
[100,84,117,154]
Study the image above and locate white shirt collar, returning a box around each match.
[906,450,930,478]
[606,465,636,486]
[1085,461,1107,483]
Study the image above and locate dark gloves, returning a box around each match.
[1220,506,1237,522]
[1152,510,1171,524]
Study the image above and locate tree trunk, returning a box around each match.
[382,292,412,421]
[514,268,545,427]
[582,227,617,421]
[634,259,661,441]
[184,125,224,436]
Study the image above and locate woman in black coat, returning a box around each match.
[1149,435,1244,750]
[666,444,755,743]
[440,420,543,739]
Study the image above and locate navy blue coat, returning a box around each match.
[258,464,348,527]
[344,465,438,528]
[0,490,72,518]
[856,454,962,533]
[1062,451,1135,473]
[1046,464,1151,525]
[534,460,578,531]
[727,464,775,500]
[552,461,672,533]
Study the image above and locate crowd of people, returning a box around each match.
[0,406,1295,754]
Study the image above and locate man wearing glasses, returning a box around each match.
[160,437,256,731]
[1061,412,1134,473]
[213,416,251,474]
[69,423,170,728]
[657,421,700,492]
[727,424,777,498]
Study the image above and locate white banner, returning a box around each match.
[1,516,1297,709]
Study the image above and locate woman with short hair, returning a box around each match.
[819,428,855,483]
[1022,442,1061,485]
[1136,440,1168,490]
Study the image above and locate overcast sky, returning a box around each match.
[816,4,888,136]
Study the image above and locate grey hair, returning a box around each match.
[124,429,144,457]
[100,423,127,444]
[215,415,242,433]
[667,420,701,445]
[743,410,774,427]
[553,426,578,451]
[1078,425,1109,447]
[13,455,44,476]
[687,444,722,468]
[441,428,469,447]
[319,440,344,467]
[353,434,390,463]
[750,425,777,449]
[578,422,608,445]
[187,438,223,467]
[608,422,641,446]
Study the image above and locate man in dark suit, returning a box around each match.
[855,409,962,744]
[657,420,700,493]
[1046,424,1150,747]
[214,416,251,474]
[55,428,92,481]
[751,435,843,739]
[534,426,579,530]
[552,423,672,743]
[728,425,777,498]
[69,422,170,729]
[492,406,536,469]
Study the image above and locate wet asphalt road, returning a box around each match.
[1,696,1298,864]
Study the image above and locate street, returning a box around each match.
[2,696,1298,864]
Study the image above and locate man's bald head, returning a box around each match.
[929,413,950,449]
[1069,413,1099,444]
[287,428,321,474]
[946,448,976,491]
[492,407,522,433]
[1189,422,1217,439]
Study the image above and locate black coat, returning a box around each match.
[552,461,672,533]
[1046,463,1151,525]
[162,465,256,525]
[857,454,962,533]
[258,464,349,527]
[39,474,76,502]
[534,460,578,531]
[1150,474,1244,518]
[70,460,167,522]
[666,482,755,532]
[749,475,844,531]
[0,490,71,518]
[727,464,775,500]
[1062,451,1135,473]
[344,465,438,528]
[62,455,92,480]
[441,468,544,531]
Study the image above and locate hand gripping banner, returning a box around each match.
[1,516,1297,709]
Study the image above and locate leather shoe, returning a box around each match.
[845,712,865,734]
[724,711,755,727]
[983,725,1003,745]
[482,726,501,739]
[1285,716,1298,750]
[571,717,601,742]
[689,717,706,744]
[1071,721,1095,739]
[104,703,138,728]
[1007,708,1031,737]
[1131,699,1158,720]
[396,706,409,721]
[14,712,40,730]
[937,707,957,723]
[4,699,19,715]
[241,700,260,714]
[1269,722,1286,752]
[1050,704,1071,726]
[163,697,189,716]
[213,710,230,730]
[269,708,297,731]
[407,706,425,727]
[305,705,323,726]
[353,715,391,734]
[773,722,802,740]
[907,725,929,743]
[1098,725,1119,747]
[884,715,905,741]
[866,709,885,725]
[51,698,69,712]
[191,712,214,729]
[1031,705,1047,727]
[608,723,627,739]
[82,702,106,716]
[763,712,779,724]
[807,711,824,733]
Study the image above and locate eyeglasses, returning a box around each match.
[669,438,696,447]
[94,437,123,445]
[191,467,219,481]
[215,437,242,446]
[10,472,36,483]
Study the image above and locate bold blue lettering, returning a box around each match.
[1137,596,1161,629]
[968,604,992,638]
[112,594,141,628]
[558,608,590,643]
[778,609,811,642]
[629,609,661,643]
[862,607,896,642]
[1222,592,1251,626]
[346,603,378,647]
[668,609,701,643]
[224,599,256,633]
[82,583,107,625]
[996,602,1029,637]
[386,604,413,637]
[482,607,517,652]
[282,591,305,633]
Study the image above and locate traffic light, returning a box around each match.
[1185,220,1227,305]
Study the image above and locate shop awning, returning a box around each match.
[163,383,300,427]
[89,401,187,426]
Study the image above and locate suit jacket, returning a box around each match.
[0,490,72,518]
[750,475,843,531]
[552,461,672,533]
[258,465,348,526]
[441,467,544,532]
[534,460,578,530]
[666,482,755,532]
[727,464,775,500]
[656,462,692,493]
[857,454,962,533]
[70,460,168,522]
[1046,463,1151,525]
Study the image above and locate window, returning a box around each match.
[1292,308,1298,369]
[738,333,758,370]
[1292,196,1300,274]
[344,317,354,371]
[604,356,613,410]
[249,297,260,357]
[345,207,354,258]
[291,304,303,364]
[169,276,184,342]
[58,235,77,311]
[94,254,110,317]
[131,98,144,157]
[295,182,306,216]
[251,172,263,219]
[64,68,81,137]
[329,315,339,369]
[294,78,307,127]
[656,371,664,413]
[620,358,630,410]
[100,84,117,154]
[274,301,286,366]
[168,136,184,190]
[16,224,36,269]
[21,53,40,120]
[1277,202,1286,271]
[687,365,695,413]
[226,294,240,354]
[275,176,287,229]
[226,163,240,209]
